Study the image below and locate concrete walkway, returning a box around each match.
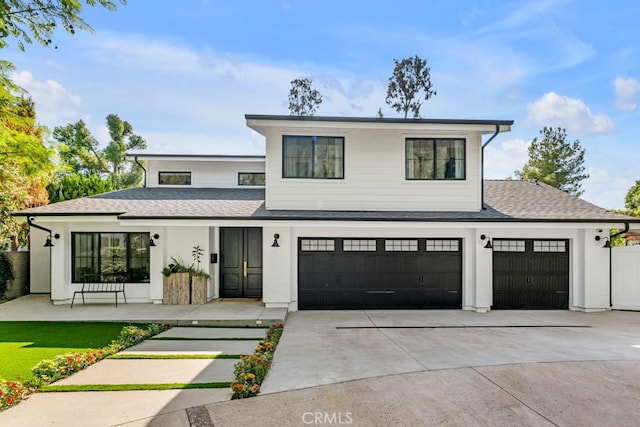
[0,327,266,426]
[0,295,287,327]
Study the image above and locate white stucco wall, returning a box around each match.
[29,227,51,293]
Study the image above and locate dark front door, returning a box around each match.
[492,239,569,309]
[298,238,462,309]
[220,228,263,298]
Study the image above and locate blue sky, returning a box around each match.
[4,0,640,209]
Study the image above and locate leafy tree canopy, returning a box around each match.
[0,0,125,51]
[515,127,589,197]
[47,173,115,203]
[52,113,146,190]
[0,68,54,248]
[624,180,640,217]
[288,77,322,116]
[385,55,436,118]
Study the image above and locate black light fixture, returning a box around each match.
[272,233,280,248]
[595,235,611,248]
[480,234,493,249]
[43,233,60,248]
[149,233,160,247]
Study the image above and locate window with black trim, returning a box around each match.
[159,171,191,185]
[72,233,151,283]
[238,172,265,186]
[406,138,465,180]
[283,135,344,179]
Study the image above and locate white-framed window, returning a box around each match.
[384,239,418,252]
[533,240,566,253]
[300,239,335,251]
[343,239,377,252]
[493,240,525,252]
[426,239,460,252]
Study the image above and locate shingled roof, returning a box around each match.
[15,180,636,223]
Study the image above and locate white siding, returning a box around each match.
[147,160,265,188]
[265,128,483,211]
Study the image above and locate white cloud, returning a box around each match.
[526,92,614,135]
[613,76,640,111]
[483,138,529,179]
[581,168,635,210]
[10,70,83,126]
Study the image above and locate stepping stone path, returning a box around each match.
[49,327,267,390]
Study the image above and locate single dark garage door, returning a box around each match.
[492,239,569,309]
[298,238,462,309]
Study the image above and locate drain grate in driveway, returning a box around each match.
[336,325,591,329]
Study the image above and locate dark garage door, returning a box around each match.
[298,238,462,309]
[492,239,569,309]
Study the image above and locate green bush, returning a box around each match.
[231,323,283,399]
[0,252,14,299]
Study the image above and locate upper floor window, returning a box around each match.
[406,138,465,180]
[159,171,191,185]
[238,172,265,186]
[283,135,344,179]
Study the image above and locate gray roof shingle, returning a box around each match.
[15,180,637,223]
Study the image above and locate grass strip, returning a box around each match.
[108,354,244,360]
[150,337,262,341]
[42,382,231,392]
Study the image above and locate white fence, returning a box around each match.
[612,245,640,310]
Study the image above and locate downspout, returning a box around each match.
[480,124,501,210]
[134,155,147,187]
[609,222,630,308]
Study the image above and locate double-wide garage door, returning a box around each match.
[298,238,462,309]
[492,239,569,309]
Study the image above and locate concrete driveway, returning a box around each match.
[261,309,640,393]
[140,310,640,426]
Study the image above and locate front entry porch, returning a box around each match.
[0,295,287,327]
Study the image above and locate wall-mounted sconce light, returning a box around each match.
[43,233,60,248]
[595,235,611,248]
[149,233,160,247]
[480,234,493,249]
[272,233,280,248]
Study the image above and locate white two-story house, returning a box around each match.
[18,115,638,312]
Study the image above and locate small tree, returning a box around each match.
[625,180,640,217]
[385,55,436,118]
[515,127,589,197]
[288,77,322,116]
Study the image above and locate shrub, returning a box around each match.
[0,379,30,410]
[0,252,14,299]
[231,323,283,399]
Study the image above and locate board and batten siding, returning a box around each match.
[147,160,265,188]
[264,128,482,211]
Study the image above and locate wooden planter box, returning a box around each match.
[163,272,191,304]
[191,276,208,305]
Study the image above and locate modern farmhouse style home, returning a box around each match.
[17,115,638,312]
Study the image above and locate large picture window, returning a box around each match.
[72,233,151,283]
[283,135,344,179]
[406,138,465,180]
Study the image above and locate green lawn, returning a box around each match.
[0,321,135,382]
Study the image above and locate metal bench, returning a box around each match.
[71,275,127,308]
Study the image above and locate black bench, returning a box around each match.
[71,275,127,308]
